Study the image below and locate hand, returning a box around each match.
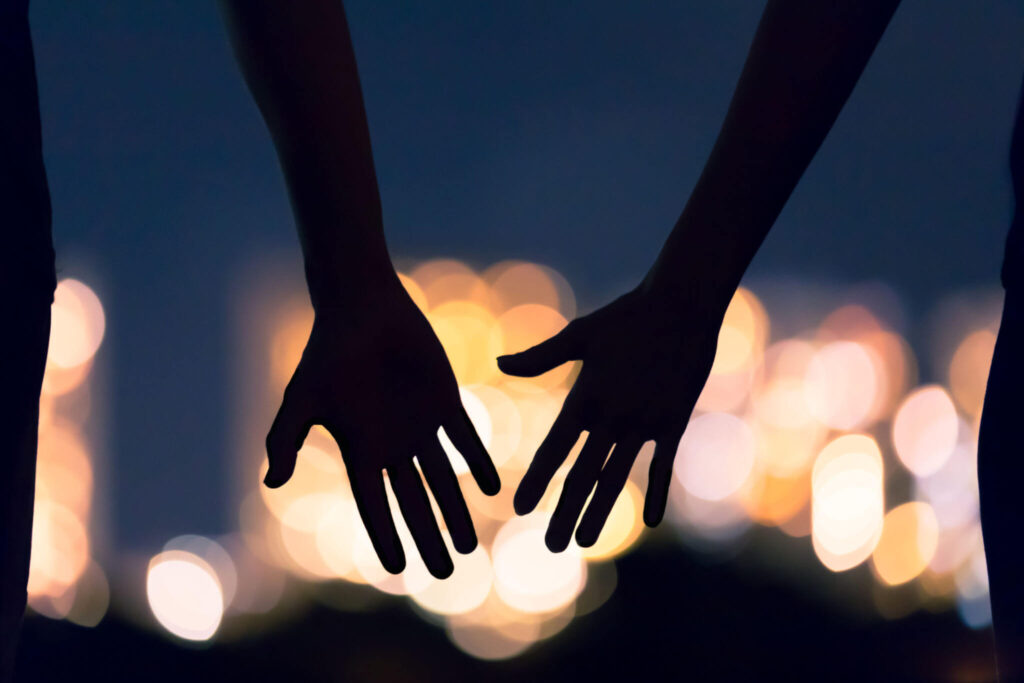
[498,286,722,552]
[264,278,500,578]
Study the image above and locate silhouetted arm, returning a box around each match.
[220,1,500,579]
[0,2,55,680]
[500,0,900,552]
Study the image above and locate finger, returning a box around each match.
[513,404,583,515]
[575,439,643,548]
[388,461,454,579]
[545,431,613,552]
[643,437,678,527]
[497,320,581,377]
[349,468,405,574]
[443,408,500,496]
[418,441,477,555]
[264,388,312,488]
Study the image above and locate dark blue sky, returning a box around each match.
[28,1,1024,548]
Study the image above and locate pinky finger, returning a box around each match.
[643,437,678,528]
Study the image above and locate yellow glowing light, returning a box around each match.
[492,516,587,614]
[428,301,504,385]
[948,329,996,417]
[892,385,959,477]
[269,306,313,388]
[752,420,825,478]
[27,499,89,598]
[48,279,106,369]
[410,545,494,615]
[41,359,93,396]
[694,366,755,413]
[422,271,493,309]
[146,550,224,641]
[485,261,562,314]
[674,413,756,502]
[804,341,880,430]
[811,435,885,572]
[745,469,810,527]
[314,499,361,579]
[35,423,93,517]
[871,502,940,586]
[497,304,574,393]
[580,480,644,561]
[709,288,768,375]
[409,259,476,297]
[463,384,521,467]
[259,442,348,521]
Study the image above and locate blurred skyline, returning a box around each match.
[27,1,1024,548]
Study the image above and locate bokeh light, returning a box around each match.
[146,550,225,641]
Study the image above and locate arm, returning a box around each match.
[499,0,900,552]
[0,2,56,679]
[220,1,500,579]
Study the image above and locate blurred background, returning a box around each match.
[17,1,1024,681]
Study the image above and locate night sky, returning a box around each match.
[26,1,1024,550]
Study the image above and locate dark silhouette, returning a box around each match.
[501,0,1021,677]
[2,2,500,677]
[1,1,57,681]
[222,0,500,581]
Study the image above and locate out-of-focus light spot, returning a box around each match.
[892,385,959,477]
[439,386,494,475]
[668,482,752,544]
[314,499,361,580]
[147,550,224,641]
[411,545,493,615]
[675,413,755,502]
[497,304,573,393]
[492,516,586,614]
[754,378,815,430]
[41,359,93,396]
[811,435,884,572]
[871,502,939,586]
[752,420,825,478]
[423,271,493,309]
[948,329,996,417]
[409,259,475,297]
[446,620,536,661]
[35,423,93,517]
[163,535,238,608]
[710,288,768,375]
[428,301,504,385]
[694,367,755,413]
[259,442,348,521]
[484,261,562,315]
[804,341,879,430]
[745,469,810,527]
[580,480,644,561]
[27,499,89,598]
[48,279,105,369]
[858,330,914,421]
[818,304,883,340]
[464,384,521,467]
[64,560,109,628]
[268,305,313,388]
[914,432,979,530]
[955,543,989,600]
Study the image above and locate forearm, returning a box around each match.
[219,0,395,310]
[643,0,900,310]
[0,1,56,302]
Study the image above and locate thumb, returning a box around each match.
[264,390,312,488]
[497,320,582,377]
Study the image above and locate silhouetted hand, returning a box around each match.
[498,287,722,552]
[265,279,501,578]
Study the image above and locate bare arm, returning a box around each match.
[500,0,901,551]
[219,1,500,579]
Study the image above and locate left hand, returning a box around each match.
[498,286,723,552]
